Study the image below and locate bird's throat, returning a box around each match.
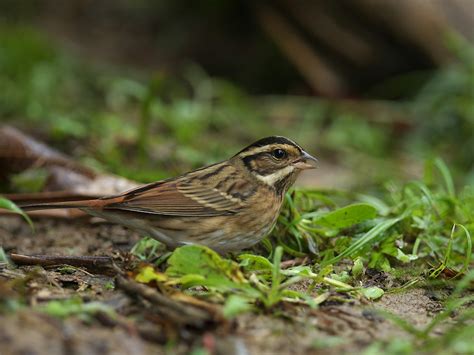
[253,165,295,186]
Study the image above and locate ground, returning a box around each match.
[0,216,452,355]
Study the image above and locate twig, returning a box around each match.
[115,275,221,329]
[9,253,115,275]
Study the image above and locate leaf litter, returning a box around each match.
[1,208,471,354]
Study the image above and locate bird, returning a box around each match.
[19,136,318,253]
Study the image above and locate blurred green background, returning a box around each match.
[0,0,473,191]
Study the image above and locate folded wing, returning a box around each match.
[104,163,246,216]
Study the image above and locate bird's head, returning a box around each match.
[233,136,318,194]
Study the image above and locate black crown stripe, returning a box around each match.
[235,136,301,156]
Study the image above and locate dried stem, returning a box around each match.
[9,253,115,275]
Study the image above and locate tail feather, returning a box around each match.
[18,195,125,212]
[19,200,93,211]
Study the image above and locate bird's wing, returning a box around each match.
[103,163,247,216]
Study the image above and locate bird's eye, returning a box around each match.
[271,149,287,159]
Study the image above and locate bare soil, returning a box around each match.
[0,216,447,355]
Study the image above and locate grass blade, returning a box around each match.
[455,224,472,274]
[321,216,404,267]
[0,197,34,230]
[434,158,455,198]
[268,246,283,307]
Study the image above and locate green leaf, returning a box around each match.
[381,242,418,263]
[0,197,34,230]
[360,286,384,300]
[313,203,377,229]
[135,265,167,283]
[394,249,418,263]
[166,245,252,292]
[238,254,273,273]
[357,194,391,216]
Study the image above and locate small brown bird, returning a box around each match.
[21,136,317,253]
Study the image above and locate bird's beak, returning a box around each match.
[293,151,318,170]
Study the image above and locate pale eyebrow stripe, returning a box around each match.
[238,144,298,157]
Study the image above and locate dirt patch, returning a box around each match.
[0,216,142,256]
[0,312,162,355]
[376,289,440,327]
[0,216,448,354]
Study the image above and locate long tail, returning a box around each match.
[19,199,103,211]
